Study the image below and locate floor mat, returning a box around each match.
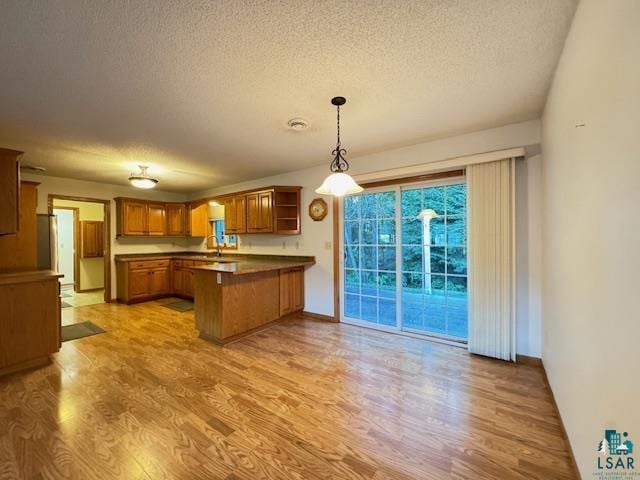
[61,301,72,308]
[163,300,194,312]
[60,292,72,298]
[61,321,105,342]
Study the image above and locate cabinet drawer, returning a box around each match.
[129,259,170,269]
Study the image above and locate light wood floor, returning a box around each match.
[0,300,576,479]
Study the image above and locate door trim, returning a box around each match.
[48,195,111,303]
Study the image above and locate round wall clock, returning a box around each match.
[308,198,328,221]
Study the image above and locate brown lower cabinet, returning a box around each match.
[0,271,62,377]
[116,258,209,303]
[279,267,304,316]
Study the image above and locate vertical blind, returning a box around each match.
[467,158,516,361]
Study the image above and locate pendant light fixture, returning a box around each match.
[315,97,363,196]
[128,165,158,189]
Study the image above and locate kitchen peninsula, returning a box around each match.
[115,253,315,343]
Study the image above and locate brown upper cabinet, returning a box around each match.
[0,148,24,236]
[147,203,166,236]
[81,221,104,258]
[247,191,273,233]
[222,195,247,234]
[218,186,301,235]
[115,198,208,237]
[166,204,186,236]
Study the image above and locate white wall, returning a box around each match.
[22,173,191,298]
[190,119,543,353]
[541,0,640,477]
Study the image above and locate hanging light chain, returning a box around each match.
[330,103,349,173]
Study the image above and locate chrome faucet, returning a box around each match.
[208,235,223,257]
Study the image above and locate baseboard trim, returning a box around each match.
[516,354,542,366]
[76,287,104,293]
[540,360,582,480]
[302,311,337,322]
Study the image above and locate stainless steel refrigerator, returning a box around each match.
[37,213,59,271]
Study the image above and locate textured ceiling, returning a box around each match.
[0,0,577,192]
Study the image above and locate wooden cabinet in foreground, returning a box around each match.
[115,198,208,237]
[0,271,62,377]
[0,148,23,236]
[0,181,39,271]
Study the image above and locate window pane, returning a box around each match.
[377,272,396,298]
[361,195,377,219]
[377,192,395,218]
[402,272,423,291]
[378,246,396,272]
[345,294,360,318]
[361,246,376,270]
[401,189,422,218]
[424,186,445,215]
[361,270,377,296]
[345,221,360,245]
[429,217,446,245]
[378,299,396,326]
[428,246,446,274]
[446,184,466,215]
[402,246,423,272]
[401,216,422,245]
[361,220,377,245]
[446,247,467,275]
[446,216,466,246]
[345,245,360,269]
[361,297,378,322]
[344,196,360,220]
[377,219,395,244]
[345,269,360,294]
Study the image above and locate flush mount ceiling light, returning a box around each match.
[287,118,309,131]
[315,97,363,197]
[128,165,158,189]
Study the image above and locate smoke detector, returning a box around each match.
[287,118,309,131]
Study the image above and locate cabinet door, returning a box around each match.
[279,269,292,316]
[129,269,151,298]
[247,191,272,233]
[166,204,186,236]
[291,267,304,311]
[258,191,273,232]
[189,203,208,237]
[123,200,147,235]
[147,203,166,236]
[149,267,170,295]
[184,269,194,297]
[246,194,259,232]
[0,148,21,235]
[234,196,247,233]
[172,265,183,294]
[81,221,104,258]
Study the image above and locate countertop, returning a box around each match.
[114,252,315,276]
[192,257,315,275]
[0,269,64,286]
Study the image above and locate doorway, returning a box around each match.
[340,176,468,343]
[49,195,111,313]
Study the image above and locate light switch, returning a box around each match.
[324,241,332,250]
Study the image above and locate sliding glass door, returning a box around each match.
[341,179,468,342]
